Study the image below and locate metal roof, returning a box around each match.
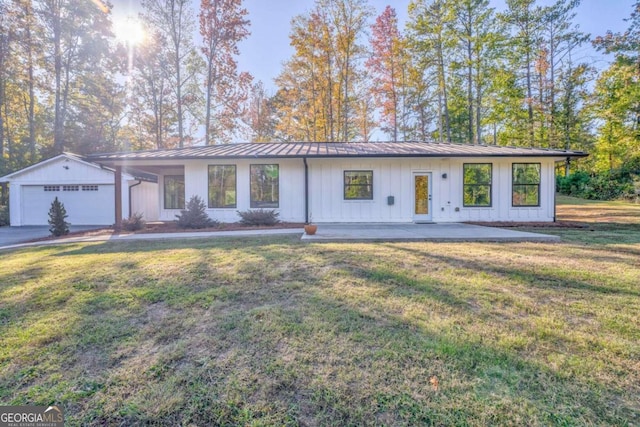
[89,141,588,162]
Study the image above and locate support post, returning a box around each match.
[114,165,122,230]
[303,157,309,224]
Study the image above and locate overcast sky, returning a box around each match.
[112,0,633,92]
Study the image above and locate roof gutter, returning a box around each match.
[303,157,309,224]
[128,179,143,218]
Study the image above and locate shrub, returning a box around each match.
[48,197,70,236]
[122,212,146,231]
[176,195,218,229]
[0,205,9,226]
[236,209,280,226]
[557,170,635,200]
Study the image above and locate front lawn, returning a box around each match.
[0,198,638,425]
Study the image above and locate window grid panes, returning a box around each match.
[63,185,79,191]
[164,175,185,209]
[463,163,492,207]
[250,165,279,208]
[344,171,373,200]
[44,185,60,192]
[208,165,236,208]
[82,185,99,191]
[512,163,541,207]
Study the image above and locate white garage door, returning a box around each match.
[22,185,115,225]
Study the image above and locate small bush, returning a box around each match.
[48,197,70,236]
[122,212,146,231]
[237,209,280,226]
[176,195,218,229]
[0,205,9,226]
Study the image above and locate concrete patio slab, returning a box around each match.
[301,223,560,242]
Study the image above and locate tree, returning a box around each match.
[274,0,372,142]
[142,0,202,147]
[366,6,409,141]
[130,31,177,149]
[539,0,589,148]
[593,1,640,158]
[48,196,69,236]
[408,0,455,142]
[199,0,252,144]
[448,0,499,144]
[499,0,545,146]
[242,81,276,142]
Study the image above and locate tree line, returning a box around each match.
[0,0,639,179]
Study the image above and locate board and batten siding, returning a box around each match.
[159,158,306,223]
[7,156,130,226]
[307,157,557,223]
[155,156,557,224]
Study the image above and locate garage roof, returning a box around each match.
[89,141,588,162]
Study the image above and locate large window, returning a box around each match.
[208,165,236,208]
[344,171,373,200]
[463,163,492,207]
[512,163,541,206]
[164,175,185,209]
[250,164,279,208]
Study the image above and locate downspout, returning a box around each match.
[303,157,309,224]
[129,179,143,218]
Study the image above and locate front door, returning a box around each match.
[413,172,432,222]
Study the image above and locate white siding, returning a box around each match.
[5,155,130,226]
[129,181,159,221]
[308,157,557,223]
[158,159,306,223]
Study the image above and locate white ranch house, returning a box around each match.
[84,142,587,226]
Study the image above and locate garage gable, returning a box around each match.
[2,154,118,185]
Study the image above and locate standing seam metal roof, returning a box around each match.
[88,141,588,161]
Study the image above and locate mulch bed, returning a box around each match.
[137,221,305,234]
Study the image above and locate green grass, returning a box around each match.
[0,199,639,426]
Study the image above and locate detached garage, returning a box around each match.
[0,153,158,226]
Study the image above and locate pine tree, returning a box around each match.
[176,195,217,229]
[48,197,69,236]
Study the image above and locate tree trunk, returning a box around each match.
[467,38,473,144]
[53,0,64,154]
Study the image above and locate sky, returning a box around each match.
[111,0,634,92]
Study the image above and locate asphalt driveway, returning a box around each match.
[0,225,107,247]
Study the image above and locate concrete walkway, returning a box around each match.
[0,223,560,251]
[301,223,560,242]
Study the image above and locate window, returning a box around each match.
[250,164,279,208]
[82,185,98,191]
[512,163,541,206]
[208,165,236,208]
[463,164,492,207]
[164,175,185,209]
[63,185,79,191]
[344,171,373,200]
[44,185,60,192]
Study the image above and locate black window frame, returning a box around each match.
[344,170,374,200]
[208,165,237,209]
[164,175,185,210]
[512,163,541,207]
[250,164,280,208]
[463,163,493,207]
